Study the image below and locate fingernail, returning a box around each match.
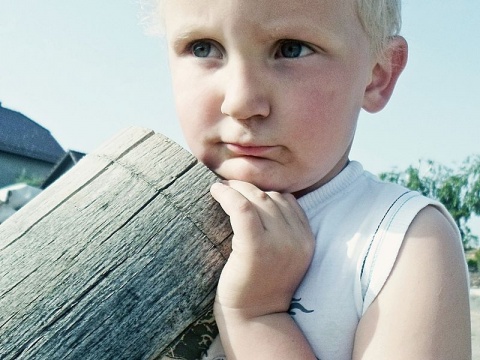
[211,182,224,190]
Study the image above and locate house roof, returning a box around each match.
[41,150,86,189]
[0,102,65,163]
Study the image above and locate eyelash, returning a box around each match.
[188,40,223,58]
[275,40,314,59]
[186,39,314,59]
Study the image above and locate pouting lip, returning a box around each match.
[224,142,278,157]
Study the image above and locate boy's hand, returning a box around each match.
[210,180,315,318]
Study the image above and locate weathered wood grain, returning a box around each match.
[0,127,232,359]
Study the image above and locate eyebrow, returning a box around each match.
[260,19,344,46]
[168,28,210,53]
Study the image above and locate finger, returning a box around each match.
[222,180,284,222]
[223,181,308,233]
[267,191,311,229]
[210,182,265,237]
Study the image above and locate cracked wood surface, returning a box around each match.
[0,127,232,359]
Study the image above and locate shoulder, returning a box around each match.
[354,206,471,359]
[404,205,462,260]
[398,205,467,287]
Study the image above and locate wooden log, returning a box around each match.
[0,127,232,359]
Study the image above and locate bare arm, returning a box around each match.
[353,205,472,360]
[210,181,316,359]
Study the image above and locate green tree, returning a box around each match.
[14,169,44,187]
[379,156,480,250]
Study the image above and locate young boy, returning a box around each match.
[158,0,472,358]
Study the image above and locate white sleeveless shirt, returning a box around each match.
[203,161,456,360]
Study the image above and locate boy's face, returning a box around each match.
[164,0,375,194]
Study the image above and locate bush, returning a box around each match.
[468,258,479,272]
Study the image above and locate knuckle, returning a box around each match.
[265,191,283,200]
[236,197,254,213]
[253,189,270,202]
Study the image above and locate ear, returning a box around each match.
[363,36,408,113]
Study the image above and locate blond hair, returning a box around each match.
[356,0,402,56]
[138,0,165,36]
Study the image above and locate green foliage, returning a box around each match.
[14,170,44,187]
[380,156,480,250]
[467,249,480,272]
[468,258,478,272]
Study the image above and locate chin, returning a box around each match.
[208,160,302,193]
[214,169,274,190]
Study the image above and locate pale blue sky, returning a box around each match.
[0,1,478,175]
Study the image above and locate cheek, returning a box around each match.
[296,71,363,127]
[171,70,216,131]
[284,85,358,157]
[287,87,339,134]
[170,71,221,165]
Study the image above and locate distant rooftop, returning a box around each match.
[41,150,86,189]
[0,102,65,163]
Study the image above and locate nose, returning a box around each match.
[220,60,270,120]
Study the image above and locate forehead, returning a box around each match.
[163,0,362,41]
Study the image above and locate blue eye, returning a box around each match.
[192,41,211,57]
[277,41,313,58]
[190,40,222,58]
